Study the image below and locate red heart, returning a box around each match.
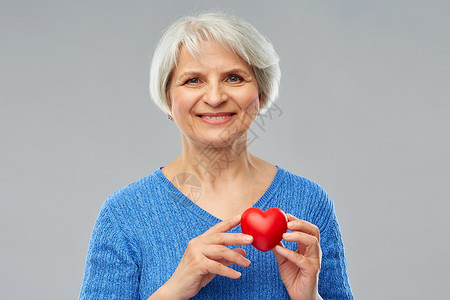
[241,207,288,252]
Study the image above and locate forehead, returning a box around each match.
[175,40,251,71]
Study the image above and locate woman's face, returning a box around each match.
[169,40,260,149]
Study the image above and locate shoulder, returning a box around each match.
[276,166,335,229]
[103,169,162,210]
[277,166,332,202]
[93,168,166,241]
[96,169,169,231]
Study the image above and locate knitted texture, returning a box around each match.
[79,166,354,299]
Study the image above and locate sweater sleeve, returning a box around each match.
[79,204,140,300]
[317,200,354,300]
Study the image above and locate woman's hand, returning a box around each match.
[272,213,323,300]
[152,214,253,300]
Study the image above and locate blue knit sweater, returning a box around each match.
[79,166,353,299]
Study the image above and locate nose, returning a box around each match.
[204,82,227,107]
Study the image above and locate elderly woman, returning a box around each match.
[79,12,353,300]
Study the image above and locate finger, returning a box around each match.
[273,245,320,274]
[206,260,242,279]
[286,213,297,221]
[273,244,301,264]
[272,242,288,265]
[204,233,253,246]
[282,232,320,257]
[221,248,247,267]
[205,214,242,234]
[232,248,247,258]
[286,216,320,242]
[204,245,251,267]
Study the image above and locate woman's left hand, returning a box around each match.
[272,213,323,300]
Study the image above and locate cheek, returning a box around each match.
[237,88,260,114]
[170,89,195,114]
[231,85,258,101]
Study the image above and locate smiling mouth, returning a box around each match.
[198,113,236,120]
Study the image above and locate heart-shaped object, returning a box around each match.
[241,207,288,252]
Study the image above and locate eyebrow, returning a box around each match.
[224,68,251,76]
[177,68,252,80]
[177,71,203,79]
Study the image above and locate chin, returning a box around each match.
[199,132,246,150]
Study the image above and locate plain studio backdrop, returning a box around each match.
[1,1,449,299]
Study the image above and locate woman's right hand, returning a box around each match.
[150,214,253,300]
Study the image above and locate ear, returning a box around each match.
[166,91,172,111]
[165,77,173,112]
[258,92,265,110]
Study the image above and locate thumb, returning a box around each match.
[272,241,287,265]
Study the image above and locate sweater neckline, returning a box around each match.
[153,165,285,225]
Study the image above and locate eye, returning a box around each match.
[184,78,200,85]
[228,75,243,83]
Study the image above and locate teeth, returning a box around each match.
[200,114,232,119]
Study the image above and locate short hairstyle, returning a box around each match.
[149,12,281,115]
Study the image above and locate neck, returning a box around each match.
[170,133,258,186]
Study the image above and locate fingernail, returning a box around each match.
[244,235,253,242]
[283,232,293,238]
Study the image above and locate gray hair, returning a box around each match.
[149,12,281,115]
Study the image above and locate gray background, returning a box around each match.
[1,1,449,299]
